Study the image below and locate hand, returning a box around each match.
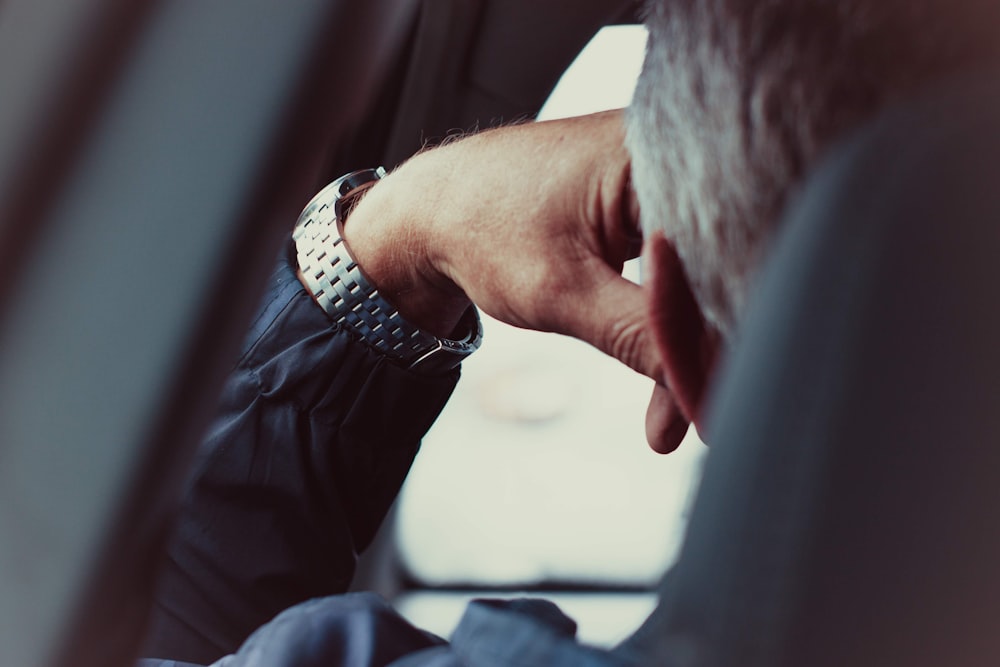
[345,110,652,370]
[340,109,690,451]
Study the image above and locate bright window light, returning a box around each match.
[537,23,649,120]
[394,25,707,646]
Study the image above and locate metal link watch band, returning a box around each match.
[292,167,482,374]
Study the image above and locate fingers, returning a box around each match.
[645,383,690,454]
[544,260,694,454]
[549,259,663,381]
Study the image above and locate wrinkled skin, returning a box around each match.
[317,109,714,453]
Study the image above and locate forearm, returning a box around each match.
[143,247,458,664]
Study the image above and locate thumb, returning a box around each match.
[551,262,663,381]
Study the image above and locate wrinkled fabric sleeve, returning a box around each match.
[185,593,628,667]
[141,244,460,665]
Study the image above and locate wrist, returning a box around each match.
[292,168,481,373]
[342,168,472,338]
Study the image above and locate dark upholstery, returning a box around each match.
[647,69,1000,667]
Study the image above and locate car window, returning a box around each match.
[393,25,708,646]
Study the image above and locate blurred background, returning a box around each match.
[0,4,697,665]
[389,25,708,646]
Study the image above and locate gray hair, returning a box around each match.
[627,0,1000,339]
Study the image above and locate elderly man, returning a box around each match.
[142,0,1000,665]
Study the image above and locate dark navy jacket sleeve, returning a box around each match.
[141,245,460,665]
[198,594,632,667]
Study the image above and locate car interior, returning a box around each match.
[360,23,705,646]
[3,1,1000,666]
[0,2,647,665]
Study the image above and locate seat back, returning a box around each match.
[687,70,1000,666]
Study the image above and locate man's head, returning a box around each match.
[627,0,1000,431]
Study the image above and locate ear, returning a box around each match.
[644,233,720,429]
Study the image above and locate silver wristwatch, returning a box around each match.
[292,167,482,374]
